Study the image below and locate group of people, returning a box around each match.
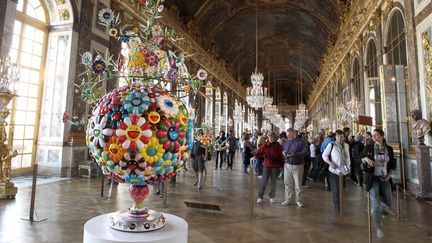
[190,126,396,238]
[252,127,396,239]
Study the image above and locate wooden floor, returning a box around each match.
[1,154,432,243]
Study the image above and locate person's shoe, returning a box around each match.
[296,201,304,207]
[376,229,384,238]
[269,198,276,203]
[193,181,198,186]
[257,198,263,204]
[281,200,290,206]
[154,191,161,195]
[198,185,202,190]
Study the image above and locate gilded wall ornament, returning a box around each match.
[59,9,70,21]
[422,31,432,119]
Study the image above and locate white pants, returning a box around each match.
[284,163,304,203]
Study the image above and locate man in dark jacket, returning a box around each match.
[281,128,309,207]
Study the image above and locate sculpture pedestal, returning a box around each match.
[83,212,188,243]
[414,145,432,200]
[0,181,17,199]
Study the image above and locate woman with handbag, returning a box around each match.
[361,128,396,239]
[255,131,284,204]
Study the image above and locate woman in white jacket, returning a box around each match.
[322,129,351,213]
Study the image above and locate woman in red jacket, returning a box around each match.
[255,131,284,204]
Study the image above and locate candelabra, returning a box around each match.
[0,56,19,199]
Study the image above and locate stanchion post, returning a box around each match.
[249,164,254,217]
[368,192,372,243]
[396,185,401,220]
[339,172,343,224]
[163,180,168,208]
[29,164,38,222]
[100,175,105,197]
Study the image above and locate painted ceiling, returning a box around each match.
[165,0,345,105]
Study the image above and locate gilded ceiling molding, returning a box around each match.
[116,1,246,101]
[308,0,385,109]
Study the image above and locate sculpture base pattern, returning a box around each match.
[109,209,166,232]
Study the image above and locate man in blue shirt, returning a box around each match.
[320,131,335,153]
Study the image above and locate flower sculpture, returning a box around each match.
[78,0,208,233]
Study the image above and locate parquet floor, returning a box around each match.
[1,154,432,243]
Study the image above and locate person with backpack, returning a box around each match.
[361,128,396,239]
[322,129,351,213]
[255,131,284,204]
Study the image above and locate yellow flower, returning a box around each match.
[140,137,165,163]
[128,51,148,69]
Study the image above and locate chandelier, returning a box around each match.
[320,116,331,129]
[294,47,308,128]
[263,104,278,119]
[246,5,265,109]
[347,97,360,121]
[233,101,243,122]
[0,56,20,93]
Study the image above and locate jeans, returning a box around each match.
[215,150,226,168]
[283,164,304,203]
[258,167,280,199]
[369,178,392,230]
[226,151,235,168]
[329,172,345,212]
[255,157,263,175]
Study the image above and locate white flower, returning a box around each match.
[196,69,208,80]
[81,52,93,66]
[158,5,164,12]
[157,95,179,116]
[98,8,114,24]
[152,25,163,36]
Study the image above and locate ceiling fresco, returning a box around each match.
[165,0,345,105]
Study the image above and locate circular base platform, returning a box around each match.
[84,213,188,243]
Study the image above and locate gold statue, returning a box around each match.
[409,110,431,145]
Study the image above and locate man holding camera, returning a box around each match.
[281,128,309,207]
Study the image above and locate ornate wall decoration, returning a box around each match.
[59,9,70,21]
[422,31,432,117]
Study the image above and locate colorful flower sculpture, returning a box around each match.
[86,85,191,186]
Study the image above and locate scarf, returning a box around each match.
[335,142,347,165]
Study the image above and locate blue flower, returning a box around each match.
[124,91,150,114]
[125,174,146,185]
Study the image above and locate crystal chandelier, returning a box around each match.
[0,56,20,93]
[246,5,265,109]
[294,47,308,128]
[347,97,360,121]
[233,101,243,122]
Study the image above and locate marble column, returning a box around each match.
[414,145,432,200]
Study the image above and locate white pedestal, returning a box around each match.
[83,213,188,243]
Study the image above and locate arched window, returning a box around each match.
[204,82,213,127]
[9,0,48,172]
[214,87,221,135]
[365,39,382,127]
[352,57,361,98]
[386,10,407,65]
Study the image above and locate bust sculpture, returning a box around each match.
[410,109,431,145]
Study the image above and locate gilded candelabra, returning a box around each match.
[0,91,18,199]
[0,56,19,199]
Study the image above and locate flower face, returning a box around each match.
[145,52,159,67]
[116,115,152,151]
[125,174,145,185]
[124,91,150,114]
[104,136,126,162]
[152,25,163,36]
[90,116,113,148]
[156,117,186,153]
[109,28,118,37]
[197,69,208,80]
[98,8,114,24]
[92,60,106,74]
[140,137,164,163]
[157,94,179,116]
[81,52,93,66]
[120,151,146,177]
